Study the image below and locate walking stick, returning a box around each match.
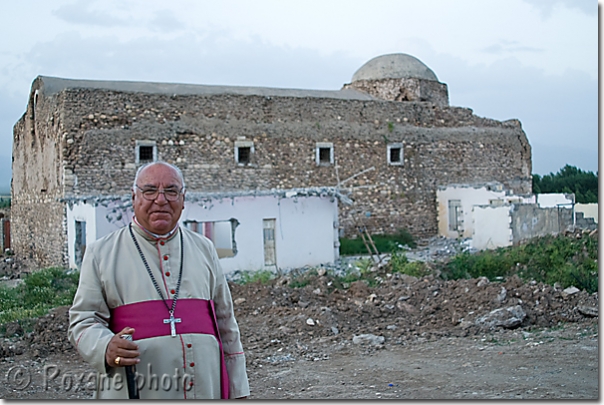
[121,334,140,399]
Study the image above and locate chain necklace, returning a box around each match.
[129,224,184,337]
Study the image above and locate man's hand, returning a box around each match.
[105,327,140,367]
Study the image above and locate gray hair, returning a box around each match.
[132,161,186,192]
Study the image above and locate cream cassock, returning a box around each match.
[68,222,250,399]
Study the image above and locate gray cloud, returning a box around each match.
[521,0,597,18]
[149,9,184,33]
[0,30,596,192]
[22,31,362,89]
[432,54,597,175]
[481,40,544,55]
[52,0,128,27]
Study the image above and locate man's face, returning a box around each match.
[132,163,185,235]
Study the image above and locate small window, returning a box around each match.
[238,147,251,164]
[139,146,154,162]
[316,142,333,166]
[387,143,403,166]
[235,140,254,166]
[135,140,157,164]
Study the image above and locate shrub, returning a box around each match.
[236,269,276,285]
[388,246,430,278]
[438,233,598,293]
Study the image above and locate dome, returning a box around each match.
[352,53,439,82]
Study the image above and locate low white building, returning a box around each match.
[65,188,347,274]
[437,183,575,251]
[436,182,534,239]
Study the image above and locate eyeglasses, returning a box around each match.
[136,185,183,201]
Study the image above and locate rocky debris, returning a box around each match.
[562,286,581,296]
[0,252,30,281]
[404,236,475,262]
[0,340,25,357]
[577,306,598,317]
[474,305,526,330]
[17,306,74,358]
[0,272,598,365]
[352,334,385,346]
[0,233,598,376]
[4,321,24,337]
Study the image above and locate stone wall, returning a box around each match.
[343,78,449,106]
[12,79,532,268]
[511,204,574,243]
[11,82,68,267]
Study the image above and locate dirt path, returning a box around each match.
[247,322,598,400]
[1,321,598,399]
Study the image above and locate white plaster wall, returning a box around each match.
[471,205,512,250]
[96,200,134,238]
[67,194,338,274]
[66,202,98,268]
[181,194,338,273]
[437,186,506,238]
[67,201,131,268]
[575,203,598,223]
[536,193,574,208]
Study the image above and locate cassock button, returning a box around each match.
[160,240,165,246]
[165,272,171,277]
[187,344,192,348]
[170,289,176,294]
[189,381,194,388]
[190,362,195,367]
[163,255,169,260]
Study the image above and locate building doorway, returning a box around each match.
[75,220,87,267]
[263,219,276,267]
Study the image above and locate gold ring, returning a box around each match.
[115,356,121,366]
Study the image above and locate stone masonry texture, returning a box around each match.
[12,72,532,269]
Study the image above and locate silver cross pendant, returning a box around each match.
[163,312,182,337]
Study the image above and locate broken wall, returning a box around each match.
[436,183,507,239]
[510,204,573,244]
[575,203,598,224]
[64,191,339,273]
[471,205,513,250]
[11,80,67,267]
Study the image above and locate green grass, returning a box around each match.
[339,229,416,256]
[235,269,276,285]
[0,267,79,325]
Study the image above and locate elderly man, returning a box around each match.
[68,161,250,399]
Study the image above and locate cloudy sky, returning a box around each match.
[0,0,598,193]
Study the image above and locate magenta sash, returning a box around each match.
[109,298,230,399]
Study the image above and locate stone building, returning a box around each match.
[11,53,532,269]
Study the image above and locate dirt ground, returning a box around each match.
[0,237,599,400]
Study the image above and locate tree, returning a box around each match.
[532,165,598,203]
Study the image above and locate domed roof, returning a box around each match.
[352,53,439,82]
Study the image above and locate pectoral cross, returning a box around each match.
[163,312,182,337]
